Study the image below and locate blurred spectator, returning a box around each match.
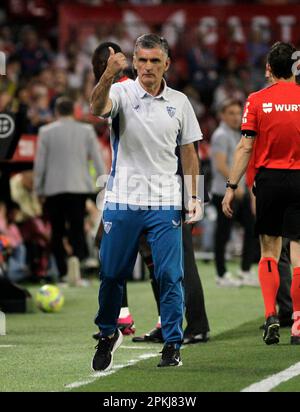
[213,75,245,111]
[27,83,54,133]
[182,85,205,119]
[0,26,15,56]
[10,171,55,281]
[34,96,105,279]
[84,26,118,57]
[38,68,55,98]
[0,57,21,97]
[50,69,69,108]
[84,199,101,267]
[210,99,257,287]
[187,31,219,105]
[56,42,90,89]
[0,90,13,111]
[218,23,248,68]
[247,29,269,68]
[11,86,31,133]
[245,30,270,91]
[15,27,52,78]
[74,71,97,123]
[10,171,42,221]
[0,202,27,282]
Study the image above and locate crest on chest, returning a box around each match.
[166,106,176,118]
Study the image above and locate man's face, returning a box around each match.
[221,105,242,130]
[133,47,170,90]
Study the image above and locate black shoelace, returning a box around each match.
[161,344,176,360]
[95,337,112,354]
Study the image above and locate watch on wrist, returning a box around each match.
[191,195,201,202]
[226,181,238,190]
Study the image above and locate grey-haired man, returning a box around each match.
[90,34,203,370]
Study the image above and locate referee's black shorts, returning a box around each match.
[254,168,300,240]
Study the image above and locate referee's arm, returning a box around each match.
[229,134,255,185]
[222,134,255,218]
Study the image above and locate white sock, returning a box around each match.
[119,307,130,319]
[157,316,161,326]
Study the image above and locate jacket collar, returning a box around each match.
[135,77,169,101]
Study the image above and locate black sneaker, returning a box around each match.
[91,329,123,372]
[93,331,101,340]
[290,335,300,345]
[263,315,280,345]
[157,343,182,367]
[183,332,210,345]
[132,326,164,343]
[259,315,293,330]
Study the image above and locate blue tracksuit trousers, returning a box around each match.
[95,202,184,345]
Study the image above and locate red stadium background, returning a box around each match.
[59,4,300,50]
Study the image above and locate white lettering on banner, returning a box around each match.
[277,15,296,43]
[120,13,297,49]
[227,16,245,43]
[123,11,149,43]
[196,14,296,45]
[61,4,300,50]
[251,16,271,42]
[197,14,300,45]
[162,10,186,48]
[198,17,218,46]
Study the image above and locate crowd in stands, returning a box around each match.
[0,20,279,137]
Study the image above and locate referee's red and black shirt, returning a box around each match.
[241,81,300,170]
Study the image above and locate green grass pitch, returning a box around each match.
[0,261,299,392]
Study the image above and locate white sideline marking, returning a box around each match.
[65,352,158,390]
[0,345,16,348]
[241,362,300,392]
[120,345,158,350]
[66,379,96,389]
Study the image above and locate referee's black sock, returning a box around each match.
[121,281,128,308]
[143,255,161,317]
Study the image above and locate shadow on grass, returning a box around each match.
[74,317,289,392]
[211,318,264,342]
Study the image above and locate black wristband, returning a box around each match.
[226,181,238,190]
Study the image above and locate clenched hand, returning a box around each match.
[106,47,128,77]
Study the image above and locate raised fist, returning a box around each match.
[106,47,128,77]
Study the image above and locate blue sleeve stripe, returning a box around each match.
[107,114,120,191]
